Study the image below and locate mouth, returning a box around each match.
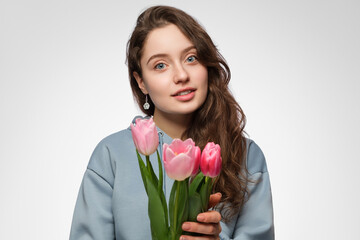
[172,88,196,96]
[172,88,196,101]
[176,90,193,96]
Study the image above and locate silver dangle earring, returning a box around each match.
[143,94,150,110]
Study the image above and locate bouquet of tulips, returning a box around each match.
[131,118,222,240]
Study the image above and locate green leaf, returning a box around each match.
[146,175,169,239]
[188,192,202,222]
[156,150,168,226]
[189,172,204,196]
[176,180,189,234]
[136,150,148,194]
[169,180,189,239]
[168,181,177,231]
[146,155,159,188]
[199,177,211,212]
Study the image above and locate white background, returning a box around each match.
[1,0,359,239]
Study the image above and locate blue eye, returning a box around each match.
[187,56,196,63]
[155,63,165,70]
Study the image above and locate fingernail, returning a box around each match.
[182,223,190,231]
[197,214,205,222]
[180,237,187,240]
[217,192,222,197]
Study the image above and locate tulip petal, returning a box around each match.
[163,138,201,181]
[191,146,201,176]
[183,138,195,146]
[131,118,159,156]
[164,154,193,181]
[169,139,187,154]
[200,142,222,177]
[164,145,176,161]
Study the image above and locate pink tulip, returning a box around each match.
[200,142,222,177]
[130,118,159,156]
[163,138,201,181]
[191,146,201,176]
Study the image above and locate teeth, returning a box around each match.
[177,90,192,96]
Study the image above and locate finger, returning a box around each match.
[197,210,222,223]
[181,222,221,236]
[180,234,220,240]
[208,192,222,209]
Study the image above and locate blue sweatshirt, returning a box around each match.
[70,116,274,239]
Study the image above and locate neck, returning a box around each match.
[153,110,192,140]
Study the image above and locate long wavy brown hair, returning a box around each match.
[127,5,249,221]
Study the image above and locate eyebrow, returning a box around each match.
[146,46,196,65]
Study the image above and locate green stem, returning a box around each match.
[146,155,150,169]
[156,149,168,228]
[156,150,163,194]
[146,155,151,182]
[204,176,210,210]
[173,181,180,240]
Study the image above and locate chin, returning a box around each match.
[175,102,204,115]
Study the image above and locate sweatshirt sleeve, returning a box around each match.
[70,140,116,240]
[219,140,275,240]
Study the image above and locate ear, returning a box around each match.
[133,72,148,95]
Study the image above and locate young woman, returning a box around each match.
[70,5,274,240]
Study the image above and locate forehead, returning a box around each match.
[141,24,194,60]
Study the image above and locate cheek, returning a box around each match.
[142,74,168,101]
[197,67,209,93]
[141,72,160,92]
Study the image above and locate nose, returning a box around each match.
[173,63,189,84]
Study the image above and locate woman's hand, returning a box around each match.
[180,193,222,240]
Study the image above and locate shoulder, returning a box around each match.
[96,128,132,149]
[245,138,268,175]
[86,128,133,181]
[87,115,149,167]
[92,115,144,151]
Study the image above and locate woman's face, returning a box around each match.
[134,24,208,119]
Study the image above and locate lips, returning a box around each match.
[176,90,193,96]
[172,88,196,96]
[172,88,196,101]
